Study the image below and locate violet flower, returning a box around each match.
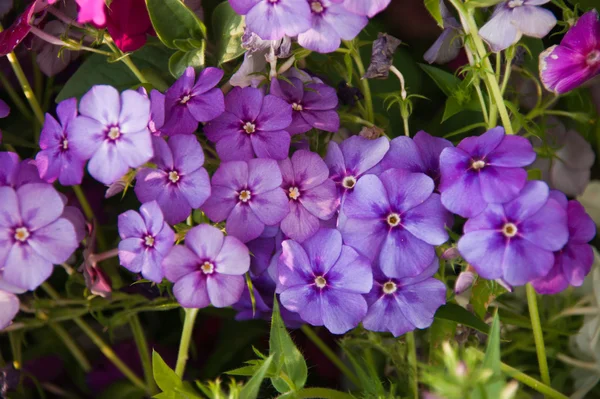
[439,127,535,218]
[0,183,79,290]
[68,86,153,185]
[228,0,312,41]
[36,98,87,186]
[335,0,391,18]
[246,226,282,276]
[163,67,225,136]
[458,181,569,286]
[138,87,166,137]
[118,201,175,283]
[278,150,338,242]
[135,135,211,225]
[0,153,44,188]
[532,191,596,294]
[162,224,250,308]
[0,99,10,118]
[540,10,600,94]
[204,87,293,161]
[340,168,450,279]
[424,0,462,64]
[277,228,373,334]
[479,0,556,53]
[202,159,290,243]
[363,259,446,337]
[270,77,340,134]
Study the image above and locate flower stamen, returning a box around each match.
[502,222,518,238]
[310,1,324,13]
[144,234,155,247]
[14,227,30,242]
[314,275,327,288]
[107,126,121,141]
[292,102,303,111]
[342,176,356,189]
[201,261,215,274]
[387,213,401,227]
[243,122,256,134]
[471,159,486,171]
[383,281,397,295]
[168,170,180,184]
[288,186,301,200]
[239,190,252,203]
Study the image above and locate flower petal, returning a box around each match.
[163,245,199,282]
[321,290,367,334]
[173,272,210,308]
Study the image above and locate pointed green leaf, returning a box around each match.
[434,303,491,335]
[212,1,246,65]
[146,0,206,49]
[168,42,206,79]
[239,356,274,399]
[419,64,460,97]
[153,350,181,392]
[481,312,504,397]
[471,279,508,319]
[424,0,443,28]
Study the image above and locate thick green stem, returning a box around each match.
[345,42,374,124]
[72,185,95,221]
[48,323,92,372]
[526,283,552,387]
[406,332,419,399]
[130,315,157,394]
[175,308,199,378]
[287,387,355,399]
[300,325,360,387]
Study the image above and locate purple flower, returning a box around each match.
[0,183,79,290]
[340,168,449,278]
[246,226,282,276]
[138,87,166,137]
[162,67,225,136]
[0,153,44,188]
[277,228,372,334]
[118,201,175,283]
[479,0,556,53]
[0,98,9,118]
[335,0,390,18]
[162,224,250,308]
[35,98,86,186]
[0,290,19,330]
[278,150,338,242]
[532,191,596,294]
[68,86,153,185]
[424,0,462,64]
[135,136,211,225]
[439,127,535,218]
[270,77,340,134]
[296,0,367,53]
[202,159,289,243]
[457,181,569,286]
[205,87,292,161]
[540,10,600,94]
[363,259,446,337]
[228,0,311,41]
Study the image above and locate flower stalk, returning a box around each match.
[130,314,157,394]
[526,283,552,387]
[174,308,199,378]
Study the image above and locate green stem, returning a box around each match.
[0,70,32,120]
[526,283,552,387]
[130,315,157,394]
[287,387,355,399]
[41,283,147,392]
[175,308,199,378]
[339,114,375,128]
[72,185,95,221]
[500,58,513,96]
[473,82,490,126]
[106,41,168,92]
[345,41,374,123]
[300,325,360,387]
[406,332,419,399]
[48,323,92,372]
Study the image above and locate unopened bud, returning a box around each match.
[442,247,460,260]
[454,271,475,294]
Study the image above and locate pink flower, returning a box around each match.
[76,0,106,26]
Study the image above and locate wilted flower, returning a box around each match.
[363,33,402,79]
[424,0,462,64]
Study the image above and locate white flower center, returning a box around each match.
[168,170,180,183]
[239,190,252,203]
[502,223,518,238]
[201,261,215,274]
[342,176,356,189]
[14,227,30,242]
[310,1,324,13]
[383,281,397,295]
[587,50,600,66]
[471,159,486,171]
[144,234,155,247]
[508,0,523,7]
[108,126,121,140]
[314,275,327,288]
[243,122,256,134]
[387,213,401,227]
[62,138,69,150]
[292,102,303,111]
[288,186,301,200]
[180,94,192,104]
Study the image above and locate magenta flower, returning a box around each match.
[35,98,87,186]
[532,191,596,294]
[439,127,535,218]
[277,228,372,334]
[163,67,225,136]
[458,181,569,286]
[68,86,153,185]
[228,0,312,41]
[297,0,367,53]
[118,201,174,283]
[202,159,289,243]
[162,224,250,308]
[336,0,390,17]
[76,0,106,26]
[270,77,340,134]
[363,259,446,337]
[0,183,79,290]
[540,10,600,94]
[135,136,211,225]
[204,87,293,161]
[278,150,338,242]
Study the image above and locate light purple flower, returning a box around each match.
[479,0,556,52]
[202,159,290,243]
[0,98,9,118]
[0,290,19,330]
[278,150,338,242]
[363,259,446,337]
[297,0,367,53]
[424,0,462,64]
[162,224,250,308]
[335,0,390,18]
[270,77,340,134]
[277,228,372,334]
[228,0,312,41]
[340,168,450,278]
[0,153,43,188]
[35,98,86,186]
[454,270,475,294]
[204,87,293,161]
[138,87,166,137]
[458,181,569,286]
[532,191,596,294]
[135,135,211,225]
[0,183,79,290]
[540,10,600,94]
[439,127,535,218]
[118,201,175,283]
[68,86,153,185]
[162,67,225,136]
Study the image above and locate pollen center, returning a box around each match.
[310,1,324,13]
[471,159,486,171]
[502,222,518,238]
[342,176,356,189]
[168,170,180,183]
[108,126,121,140]
[508,0,523,7]
[383,281,397,295]
[314,275,327,288]
[61,138,69,150]
[288,186,301,200]
[292,102,303,111]
[144,234,155,247]
[387,213,401,227]
[180,94,192,104]
[201,261,215,274]
[243,122,256,134]
[587,50,600,66]
[239,190,252,203]
[14,227,30,242]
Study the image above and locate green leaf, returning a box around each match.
[153,350,181,393]
[169,42,206,79]
[212,1,246,65]
[419,64,460,97]
[424,0,443,28]
[269,300,308,393]
[239,356,274,399]
[471,279,508,319]
[434,303,491,335]
[145,0,206,49]
[465,0,504,8]
[481,312,504,397]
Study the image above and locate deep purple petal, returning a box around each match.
[363,295,414,336]
[539,45,596,94]
[503,180,550,222]
[458,231,506,281]
[531,259,570,295]
[169,135,205,173]
[256,94,293,131]
[519,198,569,252]
[479,166,527,204]
[395,278,446,328]
[187,88,225,122]
[340,136,389,176]
[225,86,263,121]
[457,126,504,158]
[342,174,389,219]
[439,149,486,218]
[567,201,596,243]
[270,77,304,104]
[301,110,340,133]
[560,9,599,51]
[561,243,594,286]
[487,135,535,167]
[202,185,237,223]
[192,67,224,94]
[280,285,323,326]
[249,188,289,226]
[503,237,555,286]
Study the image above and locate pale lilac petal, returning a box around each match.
[0,186,21,227]
[119,90,150,133]
[280,201,320,242]
[343,0,391,18]
[479,9,521,52]
[139,201,164,236]
[248,158,283,194]
[249,189,290,225]
[395,279,446,328]
[380,136,426,173]
[363,296,413,336]
[141,250,164,283]
[280,285,323,326]
[324,3,368,41]
[87,142,129,185]
[380,229,436,279]
[202,185,237,222]
[321,290,366,334]
[246,0,311,40]
[424,28,461,64]
[170,135,205,174]
[118,238,144,273]
[303,228,342,274]
[211,160,248,190]
[503,237,555,286]
[226,203,265,243]
[292,150,330,190]
[27,218,77,264]
[278,239,313,288]
[300,180,338,221]
[339,218,386,261]
[116,130,153,169]
[185,224,224,260]
[173,272,210,308]
[0,291,19,330]
[298,15,340,53]
[17,183,64,230]
[179,168,211,209]
[207,273,245,307]
[511,6,556,38]
[458,231,506,281]
[503,180,550,221]
[340,136,389,176]
[163,245,199,282]
[0,152,20,187]
[3,245,53,290]
[214,236,250,275]
[327,246,372,293]
[78,85,120,125]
